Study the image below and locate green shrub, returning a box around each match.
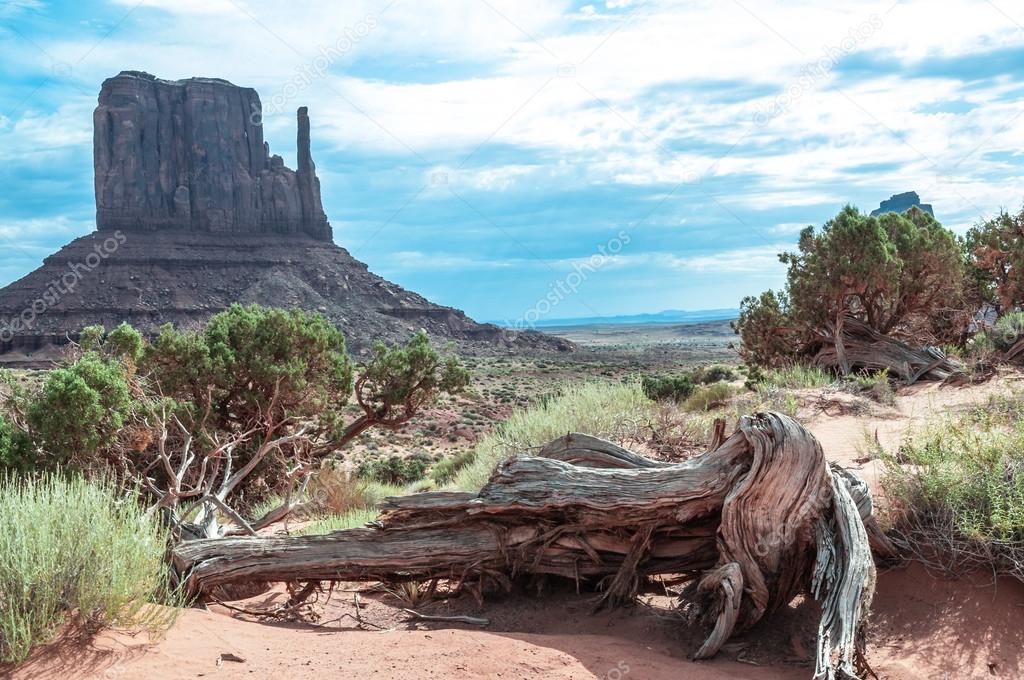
[991,311,1024,351]
[430,449,477,485]
[0,474,176,663]
[691,364,737,385]
[359,452,431,486]
[681,383,734,412]
[883,401,1024,580]
[27,353,132,466]
[453,380,654,491]
[0,414,32,472]
[641,374,695,402]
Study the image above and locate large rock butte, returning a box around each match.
[0,72,570,365]
[94,71,331,239]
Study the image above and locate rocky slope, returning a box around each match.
[0,72,571,364]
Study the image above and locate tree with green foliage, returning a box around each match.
[736,205,966,371]
[129,306,467,538]
[735,289,799,368]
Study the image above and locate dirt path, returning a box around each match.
[10,379,1024,680]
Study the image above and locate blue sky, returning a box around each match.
[1,0,1024,324]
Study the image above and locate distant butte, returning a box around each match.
[0,71,571,365]
[869,191,934,218]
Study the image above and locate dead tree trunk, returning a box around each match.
[173,413,893,679]
[813,316,963,383]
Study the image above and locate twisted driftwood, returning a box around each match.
[173,413,892,679]
[813,316,963,383]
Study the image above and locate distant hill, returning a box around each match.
[492,308,738,328]
[870,191,934,217]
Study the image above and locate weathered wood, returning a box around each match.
[173,413,883,679]
[813,316,963,383]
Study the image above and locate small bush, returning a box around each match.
[359,452,431,486]
[691,364,737,385]
[641,374,695,402]
[0,474,176,663]
[991,311,1024,351]
[883,403,1024,581]
[26,353,133,466]
[681,383,734,412]
[0,414,32,472]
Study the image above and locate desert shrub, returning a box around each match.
[453,379,654,491]
[691,364,737,385]
[430,449,477,485]
[641,374,695,402]
[0,414,31,472]
[359,452,431,486]
[990,311,1024,351]
[681,383,734,412]
[883,405,1024,581]
[26,353,133,467]
[0,474,176,663]
[737,205,966,368]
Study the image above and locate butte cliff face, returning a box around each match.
[0,72,570,365]
[93,71,331,240]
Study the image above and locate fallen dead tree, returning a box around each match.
[813,316,963,383]
[173,414,894,679]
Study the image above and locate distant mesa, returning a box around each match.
[0,71,570,365]
[869,191,934,218]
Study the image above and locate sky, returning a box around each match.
[1,1,1024,325]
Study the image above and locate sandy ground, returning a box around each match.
[8,377,1024,680]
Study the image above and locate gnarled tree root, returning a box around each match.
[173,413,893,679]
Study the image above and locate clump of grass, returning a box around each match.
[883,402,1024,581]
[0,474,177,663]
[756,365,833,389]
[850,369,895,405]
[452,379,654,491]
[430,449,476,485]
[296,507,379,536]
[681,383,734,412]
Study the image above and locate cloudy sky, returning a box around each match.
[1,0,1023,324]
